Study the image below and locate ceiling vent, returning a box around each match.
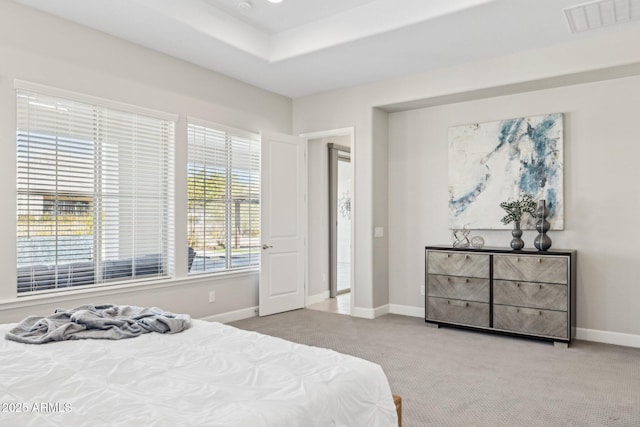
[564,0,640,32]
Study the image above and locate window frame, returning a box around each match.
[186,117,261,276]
[15,80,177,295]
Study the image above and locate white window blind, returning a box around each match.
[187,120,260,274]
[16,86,175,294]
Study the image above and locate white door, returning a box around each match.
[259,131,307,316]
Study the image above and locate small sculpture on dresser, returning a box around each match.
[470,235,485,249]
[533,199,552,251]
[451,227,470,248]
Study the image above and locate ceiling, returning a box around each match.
[12,0,640,98]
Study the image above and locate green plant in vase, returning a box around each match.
[500,194,536,250]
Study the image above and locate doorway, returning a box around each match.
[303,128,354,316]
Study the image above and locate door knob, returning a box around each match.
[262,244,273,250]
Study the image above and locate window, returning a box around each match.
[187,119,260,274]
[16,83,175,294]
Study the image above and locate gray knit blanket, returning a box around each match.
[5,304,191,344]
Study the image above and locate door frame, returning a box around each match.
[300,127,355,313]
[328,143,351,298]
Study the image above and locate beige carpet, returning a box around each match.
[231,309,640,427]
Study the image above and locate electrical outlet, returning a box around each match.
[420,285,425,296]
[208,291,216,303]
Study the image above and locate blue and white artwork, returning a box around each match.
[448,113,563,230]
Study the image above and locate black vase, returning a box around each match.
[510,221,524,250]
[534,200,552,251]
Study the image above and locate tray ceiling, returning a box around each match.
[11,0,640,97]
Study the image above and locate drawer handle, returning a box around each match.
[516,283,520,287]
[465,255,469,260]
[516,257,519,262]
[539,311,542,316]
[446,254,450,258]
[539,284,542,289]
[465,278,469,283]
[447,300,469,307]
[538,258,542,263]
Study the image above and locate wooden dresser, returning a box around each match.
[425,246,576,346]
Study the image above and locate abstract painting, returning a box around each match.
[448,113,563,230]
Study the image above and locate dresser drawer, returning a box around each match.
[494,305,568,338]
[494,280,567,311]
[428,275,489,303]
[427,297,489,327]
[427,251,489,278]
[493,255,568,284]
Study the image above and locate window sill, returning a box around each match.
[0,268,259,311]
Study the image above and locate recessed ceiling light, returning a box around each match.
[267,0,283,4]
[238,1,253,9]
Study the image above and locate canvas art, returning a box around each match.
[448,113,563,230]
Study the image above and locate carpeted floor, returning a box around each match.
[231,309,640,427]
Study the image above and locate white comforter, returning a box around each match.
[0,319,397,427]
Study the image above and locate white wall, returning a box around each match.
[293,24,640,341]
[0,1,291,322]
[372,108,389,308]
[388,75,640,337]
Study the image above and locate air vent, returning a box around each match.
[564,0,640,33]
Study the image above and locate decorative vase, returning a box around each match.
[510,221,524,250]
[534,200,552,251]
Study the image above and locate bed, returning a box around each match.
[0,317,398,426]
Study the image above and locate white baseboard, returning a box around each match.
[374,304,390,317]
[389,304,424,318]
[576,327,640,348]
[385,307,640,348]
[200,305,640,349]
[201,306,258,324]
[351,304,390,319]
[351,306,375,319]
[306,290,330,306]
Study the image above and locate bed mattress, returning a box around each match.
[0,319,397,426]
